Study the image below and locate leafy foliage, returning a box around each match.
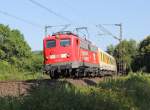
[0,60,45,81]
[107,36,150,73]
[0,24,31,62]
[0,24,43,76]
[99,73,150,110]
[131,36,150,72]
[107,39,138,73]
[106,44,115,56]
[26,52,43,73]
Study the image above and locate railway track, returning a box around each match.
[0,77,114,96]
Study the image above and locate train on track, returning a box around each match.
[43,31,117,79]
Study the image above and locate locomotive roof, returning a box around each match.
[47,31,92,44]
[52,31,77,36]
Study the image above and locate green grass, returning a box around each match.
[0,96,20,110]
[0,73,150,110]
[0,60,48,81]
[0,72,48,81]
[0,82,135,110]
[98,73,150,110]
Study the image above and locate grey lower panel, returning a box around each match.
[44,61,78,71]
[44,61,99,71]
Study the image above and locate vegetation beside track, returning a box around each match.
[0,73,150,110]
[0,60,47,81]
[0,24,43,81]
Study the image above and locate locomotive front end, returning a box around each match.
[43,32,79,78]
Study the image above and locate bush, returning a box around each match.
[98,73,150,110]
[0,97,20,110]
[0,60,45,81]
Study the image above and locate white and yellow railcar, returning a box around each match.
[98,48,117,74]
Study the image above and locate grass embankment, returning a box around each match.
[0,60,46,81]
[0,73,150,110]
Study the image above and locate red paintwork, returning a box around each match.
[79,49,98,65]
[43,33,99,66]
[43,34,79,64]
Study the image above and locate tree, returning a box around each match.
[107,39,138,73]
[133,36,150,72]
[0,24,43,74]
[0,24,31,62]
[0,24,33,71]
[106,44,115,56]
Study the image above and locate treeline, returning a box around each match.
[0,23,149,76]
[107,36,150,73]
[0,24,43,74]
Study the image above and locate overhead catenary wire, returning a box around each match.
[29,0,91,37]
[0,10,43,28]
[29,0,72,23]
[60,0,90,28]
[96,24,121,41]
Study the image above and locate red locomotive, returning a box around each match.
[43,31,117,79]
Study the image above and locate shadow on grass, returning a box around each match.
[82,79,97,86]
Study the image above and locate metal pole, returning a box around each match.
[97,23,125,75]
[116,23,125,75]
[45,26,47,37]
[120,24,123,75]
[120,23,122,41]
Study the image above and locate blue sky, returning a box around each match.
[0,0,150,50]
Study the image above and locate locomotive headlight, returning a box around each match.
[61,53,70,58]
[61,53,67,58]
[49,55,56,59]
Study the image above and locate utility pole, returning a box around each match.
[115,23,122,41]
[96,23,125,75]
[45,25,51,37]
[115,23,125,75]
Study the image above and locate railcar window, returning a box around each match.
[90,45,98,52]
[60,39,71,47]
[46,40,56,48]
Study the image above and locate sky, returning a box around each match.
[0,0,150,51]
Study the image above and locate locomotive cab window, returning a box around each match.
[46,40,56,48]
[60,39,71,47]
